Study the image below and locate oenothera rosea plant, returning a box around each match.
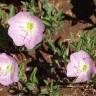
[0,53,18,86]
[67,50,96,83]
[8,12,45,49]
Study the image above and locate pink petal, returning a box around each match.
[8,12,30,26]
[74,73,90,83]
[67,62,79,77]
[29,16,45,34]
[8,12,45,33]
[8,26,26,46]
[0,66,17,86]
[92,65,96,74]
[13,62,19,82]
[70,50,90,62]
[8,12,45,49]
[66,50,96,82]
[0,53,19,86]
[24,32,43,49]
[0,75,13,86]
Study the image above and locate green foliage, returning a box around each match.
[70,30,96,60]
[0,4,15,25]
[26,67,38,91]
[19,65,38,90]
[15,66,39,95]
[21,0,39,15]
[42,0,64,35]
[40,80,60,96]
[9,4,15,17]
[58,41,69,63]
[0,9,3,18]
[21,0,64,36]
[88,75,96,84]
[46,39,69,63]
[19,63,27,82]
[46,39,57,54]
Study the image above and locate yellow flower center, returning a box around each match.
[79,60,89,72]
[6,64,13,73]
[25,22,34,31]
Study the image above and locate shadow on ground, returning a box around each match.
[0,25,14,52]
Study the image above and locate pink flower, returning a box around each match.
[0,53,18,86]
[67,50,96,83]
[8,12,45,49]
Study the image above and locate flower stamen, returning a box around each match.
[79,60,89,72]
[25,22,34,31]
[6,64,13,73]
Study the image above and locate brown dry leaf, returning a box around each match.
[65,9,73,17]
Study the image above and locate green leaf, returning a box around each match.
[0,9,3,18]
[9,5,15,17]
[29,67,38,84]
[26,82,36,91]
[19,63,27,82]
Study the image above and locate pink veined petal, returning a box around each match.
[67,50,96,83]
[8,26,26,46]
[29,16,45,34]
[69,50,94,74]
[74,73,90,83]
[0,70,7,79]
[12,62,19,82]
[0,74,13,86]
[0,55,18,85]
[24,15,45,44]
[92,65,96,74]
[8,11,45,33]
[67,62,79,77]
[8,12,45,34]
[0,53,11,62]
[78,50,90,58]
[8,12,45,49]
[24,32,43,49]
[8,24,27,36]
[70,50,90,62]
[0,53,19,86]
[0,53,17,63]
[8,55,19,82]
[0,68,14,86]
[8,12,30,26]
